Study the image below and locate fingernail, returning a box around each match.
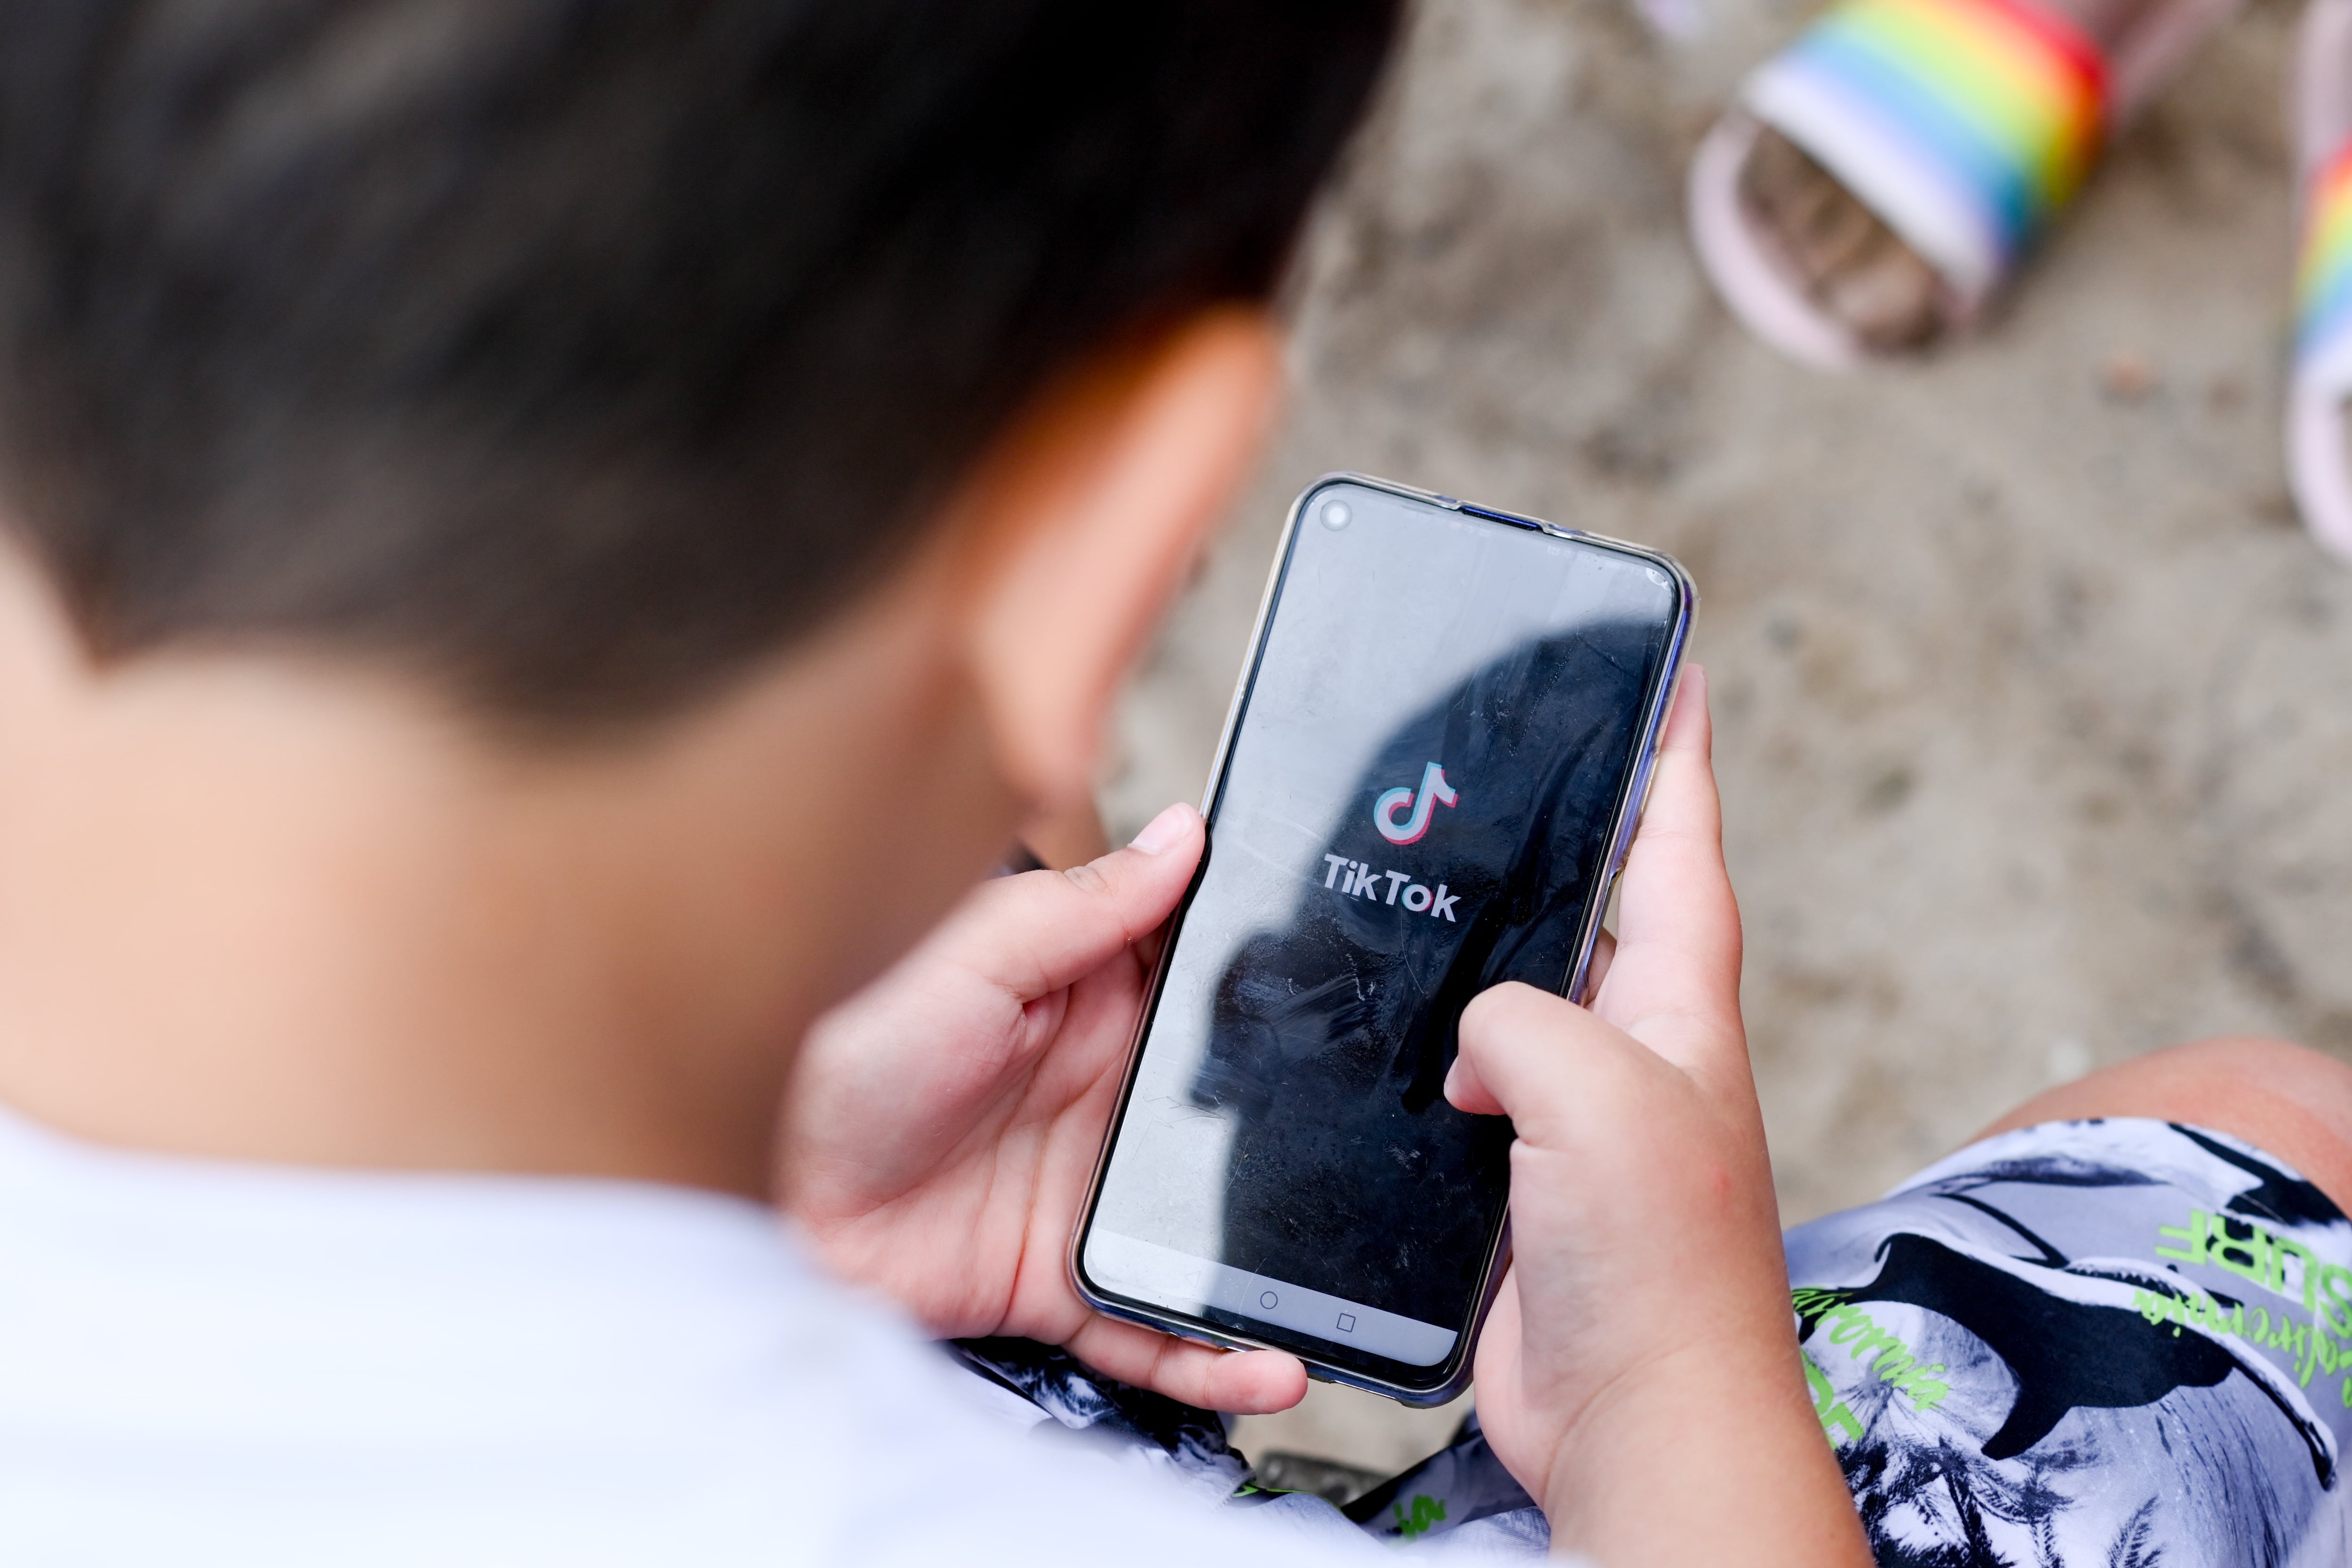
[1128,803,1191,854]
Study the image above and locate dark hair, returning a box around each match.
[0,0,1400,728]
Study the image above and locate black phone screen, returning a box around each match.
[1079,479,1685,1390]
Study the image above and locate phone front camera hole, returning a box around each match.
[1319,500,1351,530]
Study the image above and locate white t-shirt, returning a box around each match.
[0,1102,1533,1565]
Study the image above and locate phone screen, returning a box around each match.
[1076,478,1687,1394]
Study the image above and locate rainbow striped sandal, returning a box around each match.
[2289,0,2352,560]
[1688,0,2240,367]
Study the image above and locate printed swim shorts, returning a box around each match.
[1787,1116,2352,1565]
[954,1117,2352,1563]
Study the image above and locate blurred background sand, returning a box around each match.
[1095,0,2351,1477]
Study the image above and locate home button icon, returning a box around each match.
[1258,1290,1279,1310]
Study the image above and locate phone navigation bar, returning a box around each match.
[1083,1230,1458,1367]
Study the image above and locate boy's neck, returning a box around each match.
[0,548,1015,1196]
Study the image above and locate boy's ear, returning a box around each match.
[952,308,1282,809]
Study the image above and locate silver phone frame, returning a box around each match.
[1068,472,1697,1406]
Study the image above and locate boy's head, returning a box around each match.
[0,0,1400,1186]
[0,0,1396,723]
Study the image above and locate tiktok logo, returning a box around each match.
[1374,762,1459,845]
[1322,761,1466,923]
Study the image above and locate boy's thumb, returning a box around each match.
[1449,981,1647,1148]
[939,803,1203,998]
[1125,801,1195,857]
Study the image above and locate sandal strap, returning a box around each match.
[1744,0,2109,301]
[2298,139,2352,392]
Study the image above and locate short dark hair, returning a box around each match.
[0,0,1399,728]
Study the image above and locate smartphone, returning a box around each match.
[1070,474,1694,1404]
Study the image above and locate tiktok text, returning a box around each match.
[1322,854,1460,921]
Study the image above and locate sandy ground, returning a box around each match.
[1096,0,2352,1475]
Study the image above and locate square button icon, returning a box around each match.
[1335,1313,1356,1332]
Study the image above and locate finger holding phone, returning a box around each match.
[1448,668,1871,1568]
[779,802,1309,1417]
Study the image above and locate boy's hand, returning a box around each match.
[778,804,1308,1415]
[1446,668,1871,1568]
